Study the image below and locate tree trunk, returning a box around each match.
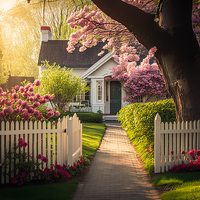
[92,0,200,122]
[156,0,200,122]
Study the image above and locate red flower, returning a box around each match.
[171,151,174,155]
[42,157,48,163]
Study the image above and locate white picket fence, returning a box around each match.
[154,113,200,173]
[0,114,82,184]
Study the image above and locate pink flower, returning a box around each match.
[46,111,54,118]
[52,121,56,125]
[71,166,76,171]
[43,170,48,176]
[21,100,28,108]
[182,151,185,155]
[146,149,150,152]
[0,111,4,119]
[15,85,20,90]
[80,158,83,162]
[12,93,18,99]
[64,171,70,178]
[54,173,59,178]
[38,154,43,160]
[34,79,41,86]
[0,163,1,166]
[171,151,174,155]
[32,102,40,108]
[42,157,48,163]
[74,162,77,167]
[63,164,67,168]
[55,111,60,117]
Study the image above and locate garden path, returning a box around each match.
[72,121,160,200]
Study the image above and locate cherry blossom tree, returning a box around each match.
[66,0,200,122]
[111,45,168,102]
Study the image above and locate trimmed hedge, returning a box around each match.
[117,99,176,174]
[50,111,102,123]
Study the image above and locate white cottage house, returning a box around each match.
[38,26,129,120]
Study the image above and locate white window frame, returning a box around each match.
[96,80,103,103]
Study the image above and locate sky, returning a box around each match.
[0,0,23,11]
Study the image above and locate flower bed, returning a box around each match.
[0,137,89,186]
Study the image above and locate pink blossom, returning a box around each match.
[146,149,150,152]
[55,111,60,117]
[12,93,18,99]
[34,79,41,86]
[46,111,54,118]
[38,154,43,160]
[42,157,48,163]
[32,102,40,108]
[71,166,76,171]
[171,151,174,155]
[19,87,24,93]
[15,85,20,90]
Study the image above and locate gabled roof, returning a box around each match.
[38,41,107,68]
[81,51,114,79]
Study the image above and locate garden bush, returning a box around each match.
[51,111,102,123]
[117,99,176,174]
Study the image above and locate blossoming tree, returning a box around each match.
[66,0,200,122]
[111,46,168,102]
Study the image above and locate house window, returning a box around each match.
[96,81,103,102]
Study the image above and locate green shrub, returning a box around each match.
[117,99,176,174]
[50,111,102,123]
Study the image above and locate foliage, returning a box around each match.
[38,61,90,110]
[0,80,60,121]
[117,99,176,174]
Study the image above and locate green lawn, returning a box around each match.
[0,122,106,200]
[82,123,106,157]
[151,172,200,200]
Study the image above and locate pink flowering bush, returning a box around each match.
[0,137,88,186]
[0,80,60,122]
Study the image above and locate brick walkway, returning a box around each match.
[72,122,160,200]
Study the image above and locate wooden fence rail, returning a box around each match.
[0,114,82,184]
[154,113,200,173]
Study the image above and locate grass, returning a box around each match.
[0,122,106,200]
[82,123,106,157]
[151,172,200,200]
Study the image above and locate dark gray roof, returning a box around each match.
[38,41,107,68]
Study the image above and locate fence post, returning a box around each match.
[67,116,73,166]
[154,113,161,173]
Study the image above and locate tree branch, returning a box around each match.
[91,0,171,50]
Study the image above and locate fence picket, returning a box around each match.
[189,121,192,150]
[181,121,185,160]
[154,113,200,173]
[0,114,82,184]
[197,120,200,150]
